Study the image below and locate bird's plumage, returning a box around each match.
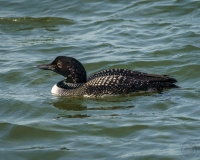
[37,56,179,97]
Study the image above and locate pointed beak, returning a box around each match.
[36,64,54,71]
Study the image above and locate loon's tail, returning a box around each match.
[149,76,180,93]
[162,82,180,89]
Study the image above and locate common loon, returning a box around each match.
[36,56,179,97]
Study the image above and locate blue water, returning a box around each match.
[0,0,200,159]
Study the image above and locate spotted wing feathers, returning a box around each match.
[81,75,146,96]
[84,69,178,96]
[88,69,177,83]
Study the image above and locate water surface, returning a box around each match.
[0,0,200,159]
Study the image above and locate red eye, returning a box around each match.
[57,63,62,68]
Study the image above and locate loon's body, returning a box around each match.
[37,56,179,97]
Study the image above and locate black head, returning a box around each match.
[37,56,87,83]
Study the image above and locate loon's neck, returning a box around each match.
[57,79,84,89]
[51,80,84,96]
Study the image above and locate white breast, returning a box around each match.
[51,84,63,95]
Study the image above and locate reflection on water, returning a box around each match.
[52,99,87,111]
[52,99,135,111]
[52,98,135,119]
[56,114,90,119]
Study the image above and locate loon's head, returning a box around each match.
[37,56,87,83]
